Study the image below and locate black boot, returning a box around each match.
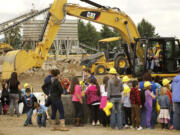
[161,123,165,129]
[165,124,169,129]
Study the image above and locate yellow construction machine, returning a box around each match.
[80,36,129,75]
[0,0,179,79]
[0,43,13,55]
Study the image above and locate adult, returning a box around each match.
[7,72,21,117]
[139,72,157,128]
[107,68,123,130]
[153,43,162,72]
[49,69,68,131]
[171,73,180,130]
[42,70,52,96]
[146,48,154,70]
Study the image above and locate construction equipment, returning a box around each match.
[80,36,127,75]
[133,37,180,77]
[0,43,13,55]
[1,0,143,79]
[0,0,179,79]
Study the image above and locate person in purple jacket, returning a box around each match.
[144,81,156,129]
[171,73,180,130]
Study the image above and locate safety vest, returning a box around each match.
[153,49,161,58]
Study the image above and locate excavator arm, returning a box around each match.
[1,0,67,79]
[65,3,144,59]
[1,0,144,79]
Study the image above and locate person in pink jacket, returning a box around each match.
[85,78,101,126]
[70,77,83,126]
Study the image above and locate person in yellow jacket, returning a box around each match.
[122,76,132,128]
[153,43,162,72]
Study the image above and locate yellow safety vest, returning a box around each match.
[153,49,161,58]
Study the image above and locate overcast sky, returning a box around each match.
[0,0,180,37]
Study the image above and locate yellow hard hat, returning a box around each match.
[108,68,117,74]
[82,65,86,69]
[24,83,29,88]
[122,76,130,82]
[123,85,131,93]
[162,79,171,86]
[144,81,152,88]
[155,43,160,48]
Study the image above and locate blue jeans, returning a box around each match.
[150,100,157,128]
[141,106,146,128]
[0,104,2,115]
[174,102,180,130]
[24,108,33,125]
[37,112,47,127]
[51,99,64,120]
[110,97,123,130]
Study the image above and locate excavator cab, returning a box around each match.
[133,37,180,77]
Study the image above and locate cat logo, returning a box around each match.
[87,12,96,19]
[80,11,101,20]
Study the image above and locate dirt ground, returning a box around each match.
[0,115,180,135]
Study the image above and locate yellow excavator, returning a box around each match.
[1,0,179,79]
[0,0,144,80]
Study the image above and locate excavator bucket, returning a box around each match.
[0,50,36,80]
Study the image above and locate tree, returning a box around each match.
[100,25,118,38]
[78,20,101,49]
[137,18,156,37]
[4,26,21,49]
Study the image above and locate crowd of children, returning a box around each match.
[1,68,180,131]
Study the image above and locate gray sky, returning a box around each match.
[0,0,180,37]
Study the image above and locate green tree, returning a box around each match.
[100,25,118,38]
[78,20,101,50]
[137,18,156,37]
[4,26,21,49]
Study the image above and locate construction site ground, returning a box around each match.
[0,115,180,135]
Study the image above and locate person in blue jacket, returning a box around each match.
[171,73,180,130]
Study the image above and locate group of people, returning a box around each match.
[69,68,180,130]
[1,67,180,131]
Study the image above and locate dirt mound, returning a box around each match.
[19,56,83,91]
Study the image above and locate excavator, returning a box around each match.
[0,0,179,80]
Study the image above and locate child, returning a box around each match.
[130,81,142,130]
[85,78,100,126]
[144,81,156,129]
[100,76,110,127]
[34,102,50,128]
[70,76,83,126]
[22,88,37,126]
[158,87,170,129]
[122,76,132,128]
[162,78,173,129]
[1,82,9,115]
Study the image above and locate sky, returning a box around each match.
[0,0,180,37]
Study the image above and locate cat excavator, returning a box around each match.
[1,0,179,79]
[0,0,144,79]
